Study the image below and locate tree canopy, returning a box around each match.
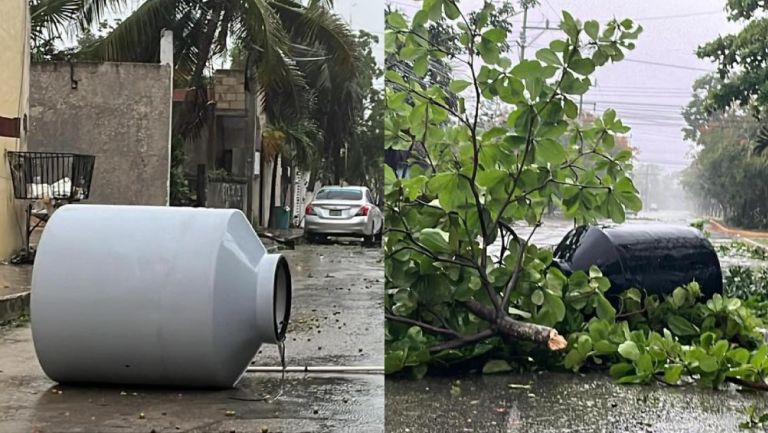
[697,1,768,116]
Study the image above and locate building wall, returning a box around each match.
[214,70,246,111]
[29,62,172,206]
[0,0,30,258]
[207,180,246,210]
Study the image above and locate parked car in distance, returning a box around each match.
[303,186,383,245]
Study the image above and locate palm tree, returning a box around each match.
[30,0,362,174]
[30,0,365,223]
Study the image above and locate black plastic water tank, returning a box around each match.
[552,224,722,298]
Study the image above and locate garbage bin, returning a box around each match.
[552,224,722,298]
[271,206,290,229]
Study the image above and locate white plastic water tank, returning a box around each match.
[30,205,291,388]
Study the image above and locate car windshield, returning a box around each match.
[315,189,362,201]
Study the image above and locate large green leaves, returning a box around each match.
[427,172,475,213]
[384,2,647,378]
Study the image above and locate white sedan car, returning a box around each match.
[303,186,383,245]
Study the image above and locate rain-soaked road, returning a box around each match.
[0,241,384,433]
[387,210,768,433]
[386,372,768,433]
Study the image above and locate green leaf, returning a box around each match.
[563,98,578,119]
[385,70,406,86]
[635,353,654,375]
[667,315,699,336]
[384,164,397,188]
[444,0,460,19]
[609,362,635,379]
[424,0,443,21]
[618,341,641,361]
[595,294,616,321]
[413,55,429,77]
[478,38,500,64]
[385,350,405,374]
[699,355,719,373]
[476,168,508,188]
[386,12,408,29]
[392,290,418,315]
[593,340,618,355]
[483,28,507,43]
[584,20,599,40]
[449,79,472,94]
[482,359,513,374]
[589,266,602,278]
[606,194,625,223]
[728,348,750,364]
[531,289,545,306]
[511,60,545,80]
[614,177,643,212]
[536,291,566,326]
[400,46,424,61]
[412,10,429,26]
[672,287,688,308]
[569,58,595,76]
[427,172,474,213]
[536,138,567,165]
[419,228,452,254]
[535,48,561,66]
[560,10,579,39]
[663,364,684,384]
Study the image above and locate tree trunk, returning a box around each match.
[267,155,279,228]
[462,299,567,351]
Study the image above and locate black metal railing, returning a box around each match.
[7,151,95,201]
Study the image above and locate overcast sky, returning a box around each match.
[386,0,744,169]
[335,0,385,69]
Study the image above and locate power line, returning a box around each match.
[623,59,713,72]
[593,84,694,91]
[542,0,559,19]
[586,100,685,108]
[633,10,723,22]
[513,9,725,32]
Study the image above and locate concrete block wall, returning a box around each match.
[29,62,172,206]
[214,70,246,111]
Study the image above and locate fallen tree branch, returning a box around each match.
[727,377,768,391]
[428,329,495,352]
[385,313,460,338]
[462,299,567,351]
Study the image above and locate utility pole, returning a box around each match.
[578,94,583,120]
[519,6,528,61]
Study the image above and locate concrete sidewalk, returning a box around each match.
[0,263,31,323]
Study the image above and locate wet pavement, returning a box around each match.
[386,373,768,433]
[0,242,384,433]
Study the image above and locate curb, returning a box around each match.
[708,219,768,239]
[737,237,768,252]
[0,291,30,323]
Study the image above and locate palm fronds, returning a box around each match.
[754,119,768,155]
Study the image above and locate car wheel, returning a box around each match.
[305,233,318,244]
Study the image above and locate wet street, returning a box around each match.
[0,242,384,433]
[386,373,768,433]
